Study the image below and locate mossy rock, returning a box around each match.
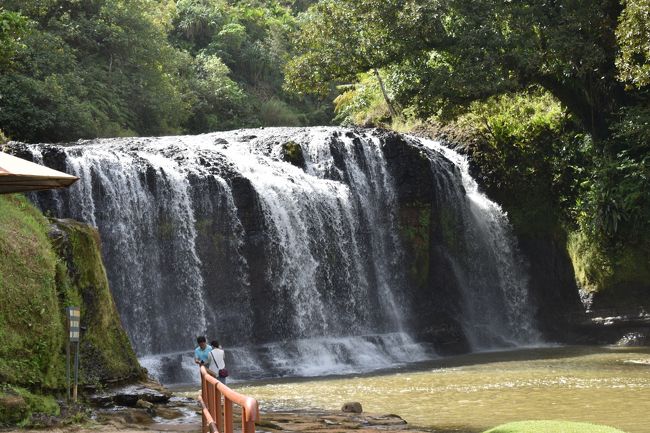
[568,230,650,309]
[398,203,431,288]
[0,391,28,425]
[0,386,60,426]
[483,420,626,433]
[281,141,306,169]
[50,219,144,383]
[0,195,143,426]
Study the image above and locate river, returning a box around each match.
[226,346,650,433]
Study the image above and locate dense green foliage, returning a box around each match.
[0,195,141,425]
[288,0,650,301]
[616,0,650,87]
[287,0,629,136]
[0,0,326,143]
[454,89,582,236]
[0,8,28,71]
[334,72,392,126]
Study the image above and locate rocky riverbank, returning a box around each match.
[4,389,467,433]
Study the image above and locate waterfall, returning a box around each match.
[57,142,209,354]
[419,138,541,348]
[17,127,542,382]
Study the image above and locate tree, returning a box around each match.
[172,0,329,130]
[286,0,628,138]
[616,0,650,87]
[0,8,29,72]
[0,0,189,142]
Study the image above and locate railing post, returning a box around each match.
[224,398,234,433]
[199,365,259,433]
[201,374,207,433]
[216,385,223,433]
[208,382,216,428]
[242,410,256,433]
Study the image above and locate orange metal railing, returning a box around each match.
[199,365,260,433]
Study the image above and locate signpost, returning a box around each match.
[66,307,80,401]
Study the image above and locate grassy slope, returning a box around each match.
[0,194,65,388]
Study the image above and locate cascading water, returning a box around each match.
[418,138,541,348]
[16,127,541,383]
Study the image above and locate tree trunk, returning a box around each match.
[373,68,399,120]
[536,74,612,140]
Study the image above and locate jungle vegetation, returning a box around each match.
[0,0,324,143]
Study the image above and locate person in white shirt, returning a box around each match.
[209,339,227,384]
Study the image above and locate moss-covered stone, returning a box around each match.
[281,140,306,169]
[0,385,62,426]
[568,230,650,308]
[437,206,463,254]
[0,388,28,425]
[398,203,431,289]
[50,219,144,384]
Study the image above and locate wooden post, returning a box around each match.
[201,373,208,433]
[66,340,70,401]
[224,399,234,433]
[216,386,223,433]
[73,340,79,401]
[208,382,216,426]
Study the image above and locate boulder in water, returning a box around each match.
[341,402,363,413]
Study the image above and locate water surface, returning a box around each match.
[234,346,650,433]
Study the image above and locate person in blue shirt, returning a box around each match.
[194,336,212,366]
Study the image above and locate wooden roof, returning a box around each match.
[0,151,79,194]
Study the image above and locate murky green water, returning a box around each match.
[233,346,650,433]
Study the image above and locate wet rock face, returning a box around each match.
[281,141,306,169]
[49,218,144,383]
[380,132,469,353]
[379,131,436,204]
[228,175,277,344]
[380,130,585,348]
[519,236,585,342]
